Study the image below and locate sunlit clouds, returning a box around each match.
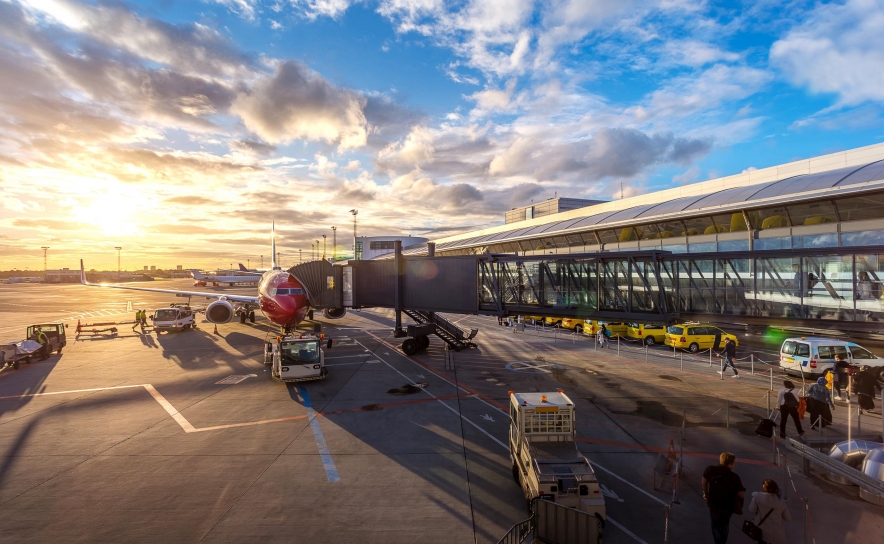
[2,0,883,270]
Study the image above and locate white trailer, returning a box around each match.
[265,333,329,382]
[509,390,606,522]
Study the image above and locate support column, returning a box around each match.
[427,242,436,257]
[394,240,405,337]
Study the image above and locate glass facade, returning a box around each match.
[478,249,884,323]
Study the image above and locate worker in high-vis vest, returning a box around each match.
[34,328,50,360]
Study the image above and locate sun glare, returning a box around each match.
[72,193,141,236]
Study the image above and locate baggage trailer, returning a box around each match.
[508,390,606,523]
[1,323,67,369]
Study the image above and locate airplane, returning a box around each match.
[79,222,345,331]
[189,269,261,287]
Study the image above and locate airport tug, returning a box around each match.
[509,390,606,521]
[265,332,330,383]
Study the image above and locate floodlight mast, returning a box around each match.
[349,209,358,259]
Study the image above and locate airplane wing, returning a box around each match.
[79,260,259,304]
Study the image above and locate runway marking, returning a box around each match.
[298,385,340,483]
[325,360,379,367]
[143,384,197,433]
[605,516,649,544]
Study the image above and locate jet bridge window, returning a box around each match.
[524,412,572,434]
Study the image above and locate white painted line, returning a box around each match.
[143,384,196,433]
[0,384,147,400]
[590,462,668,507]
[326,361,380,367]
[605,515,648,544]
[298,385,340,483]
[325,354,370,360]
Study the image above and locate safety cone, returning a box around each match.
[213,324,220,335]
[667,439,677,462]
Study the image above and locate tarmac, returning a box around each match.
[0,280,882,543]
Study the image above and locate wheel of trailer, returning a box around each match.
[644,336,655,346]
[417,336,430,351]
[240,313,247,324]
[574,324,583,334]
[13,361,20,370]
[249,311,255,323]
[402,338,418,355]
[57,347,63,354]
[689,342,699,353]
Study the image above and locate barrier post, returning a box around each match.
[726,400,729,430]
[673,344,676,358]
[767,390,771,413]
[645,345,648,365]
[848,395,852,443]
[751,354,754,375]
[770,368,774,390]
[783,459,788,500]
[709,349,712,366]
[858,407,861,435]
[682,410,686,442]
[617,336,620,357]
[680,350,683,368]
[680,351,683,371]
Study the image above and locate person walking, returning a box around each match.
[746,479,791,544]
[776,380,806,440]
[716,338,739,378]
[807,376,835,429]
[702,452,745,544]
[855,366,881,413]
[597,324,609,349]
[833,355,850,400]
[132,310,142,332]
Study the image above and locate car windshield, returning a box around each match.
[668,326,684,335]
[154,310,178,320]
[281,341,319,363]
[849,346,876,360]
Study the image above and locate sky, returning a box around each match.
[1,0,883,271]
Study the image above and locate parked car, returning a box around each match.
[627,323,667,346]
[582,321,628,338]
[665,323,738,353]
[779,337,884,383]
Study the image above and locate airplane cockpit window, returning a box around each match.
[276,288,304,296]
[280,341,319,363]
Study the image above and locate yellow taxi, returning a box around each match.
[582,320,628,338]
[521,315,546,325]
[558,318,587,333]
[544,316,563,327]
[665,323,739,353]
[626,323,668,346]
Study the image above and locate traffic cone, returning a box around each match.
[213,324,220,335]
[667,439,677,462]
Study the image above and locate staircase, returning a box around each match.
[403,309,478,351]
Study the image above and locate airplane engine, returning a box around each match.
[206,300,235,323]
[323,308,347,319]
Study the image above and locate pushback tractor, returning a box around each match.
[265,332,330,383]
[508,390,606,523]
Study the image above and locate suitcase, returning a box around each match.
[755,418,775,438]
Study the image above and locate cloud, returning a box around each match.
[164,196,222,206]
[293,0,355,19]
[231,61,370,149]
[230,139,277,156]
[391,169,483,211]
[770,0,884,105]
[488,127,712,181]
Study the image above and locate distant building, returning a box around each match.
[170,270,190,278]
[46,268,80,283]
[143,266,148,271]
[176,265,183,270]
[505,197,607,224]
[355,236,429,260]
[150,265,156,271]
[5,277,43,283]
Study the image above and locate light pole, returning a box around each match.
[310,243,314,260]
[299,249,302,263]
[114,247,122,276]
[261,255,263,268]
[315,239,320,261]
[331,226,336,260]
[349,209,358,259]
[322,235,327,260]
[41,246,49,274]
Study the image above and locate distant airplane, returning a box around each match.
[238,263,264,274]
[190,269,260,287]
[78,222,345,330]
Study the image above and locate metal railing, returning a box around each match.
[533,499,603,544]
[496,517,533,544]
[784,437,884,496]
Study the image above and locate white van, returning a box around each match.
[779,337,884,382]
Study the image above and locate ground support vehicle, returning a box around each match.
[27,323,66,354]
[665,322,738,353]
[151,304,196,333]
[265,333,329,383]
[779,337,884,383]
[626,323,667,346]
[509,391,606,521]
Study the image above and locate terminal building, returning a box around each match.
[355,235,428,261]
[374,142,884,330]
